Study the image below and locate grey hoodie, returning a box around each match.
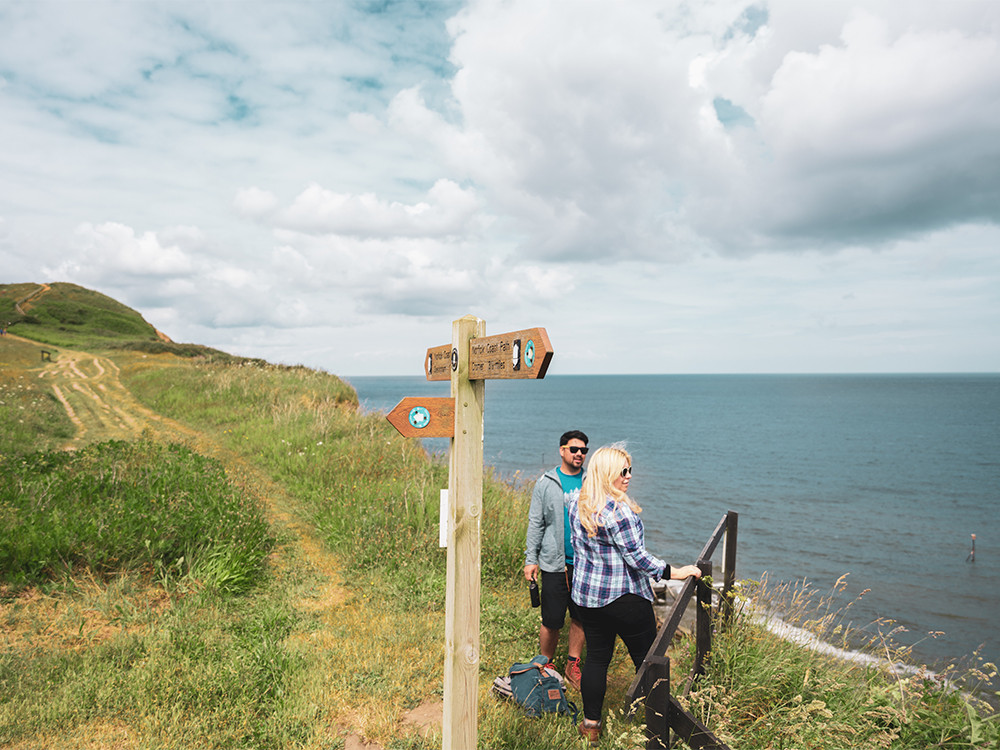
[524,467,583,573]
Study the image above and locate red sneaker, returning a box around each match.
[565,657,582,691]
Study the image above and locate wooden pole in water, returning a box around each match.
[442,315,485,750]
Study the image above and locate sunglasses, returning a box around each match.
[564,445,589,454]
[620,466,632,477]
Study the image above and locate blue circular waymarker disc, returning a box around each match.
[408,406,431,429]
[525,340,536,368]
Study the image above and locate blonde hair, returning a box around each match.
[578,443,642,538]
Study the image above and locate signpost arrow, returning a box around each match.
[425,327,553,381]
[386,397,455,438]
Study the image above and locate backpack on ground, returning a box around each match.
[491,655,578,721]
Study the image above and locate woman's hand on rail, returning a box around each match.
[670,564,703,580]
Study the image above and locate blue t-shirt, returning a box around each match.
[558,468,583,565]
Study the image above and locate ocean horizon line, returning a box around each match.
[344,371,1000,380]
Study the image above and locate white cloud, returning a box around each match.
[275,178,482,238]
[2,0,999,375]
[379,0,1000,258]
[737,11,1000,242]
[66,222,194,278]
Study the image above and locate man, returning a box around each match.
[524,429,588,690]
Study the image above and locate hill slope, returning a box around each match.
[0,282,239,359]
[1,282,159,347]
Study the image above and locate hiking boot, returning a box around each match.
[578,720,601,746]
[565,657,582,691]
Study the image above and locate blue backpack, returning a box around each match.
[491,655,578,720]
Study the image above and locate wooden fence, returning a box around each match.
[628,511,739,749]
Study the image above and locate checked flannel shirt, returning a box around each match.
[567,489,669,608]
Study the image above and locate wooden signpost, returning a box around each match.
[387,316,553,750]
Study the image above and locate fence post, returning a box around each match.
[693,561,713,678]
[721,512,738,631]
[643,655,670,749]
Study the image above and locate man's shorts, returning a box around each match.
[540,565,581,630]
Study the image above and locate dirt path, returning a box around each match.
[13,282,51,316]
[37,346,200,449]
[17,341,439,748]
[34,343,341,579]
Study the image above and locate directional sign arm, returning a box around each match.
[425,327,553,381]
[425,344,453,381]
[386,397,455,437]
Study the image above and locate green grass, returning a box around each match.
[1,578,312,748]
[121,357,526,583]
[1,340,997,749]
[2,282,246,362]
[0,282,41,328]
[1,282,160,349]
[0,438,274,594]
[0,337,76,454]
[110,338,262,361]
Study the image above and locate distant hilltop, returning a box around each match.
[0,281,233,361]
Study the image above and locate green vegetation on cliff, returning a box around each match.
[1,282,159,348]
[0,282,995,749]
[0,282,239,360]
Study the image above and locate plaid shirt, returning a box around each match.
[567,490,668,608]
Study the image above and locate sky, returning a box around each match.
[2,0,999,376]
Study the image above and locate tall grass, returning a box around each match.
[119,354,1000,748]
[122,357,527,583]
[0,438,273,594]
[675,576,1000,749]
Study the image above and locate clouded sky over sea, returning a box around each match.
[2,1,999,375]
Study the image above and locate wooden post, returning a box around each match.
[388,317,553,747]
[644,655,671,749]
[721,512,738,631]
[693,561,713,678]
[442,315,485,750]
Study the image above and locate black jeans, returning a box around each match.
[577,593,657,722]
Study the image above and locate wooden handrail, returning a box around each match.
[697,513,729,560]
[628,510,739,749]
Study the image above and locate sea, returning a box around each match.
[346,373,999,672]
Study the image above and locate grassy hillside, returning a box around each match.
[1,284,996,749]
[1,282,158,347]
[0,282,240,360]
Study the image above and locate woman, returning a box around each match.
[567,443,702,744]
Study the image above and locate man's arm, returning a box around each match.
[523,477,547,576]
